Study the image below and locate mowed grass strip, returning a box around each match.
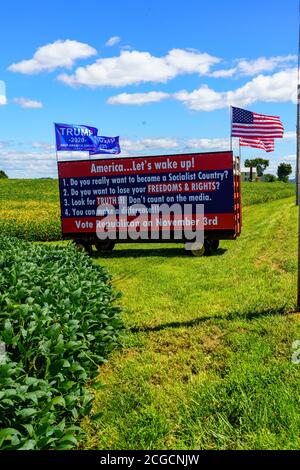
[81,197,300,450]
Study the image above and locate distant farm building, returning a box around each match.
[241,169,257,182]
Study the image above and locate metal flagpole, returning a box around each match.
[297,87,300,204]
[296,0,300,206]
[230,106,233,151]
[53,123,59,167]
[296,0,300,308]
[53,123,65,239]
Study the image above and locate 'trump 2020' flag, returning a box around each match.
[89,136,121,155]
[231,107,284,139]
[240,137,275,153]
[55,123,98,151]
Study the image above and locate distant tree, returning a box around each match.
[254,158,269,177]
[264,173,277,182]
[0,170,8,179]
[244,159,255,181]
[277,163,292,182]
[244,158,269,180]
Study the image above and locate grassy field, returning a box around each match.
[0,179,296,240]
[80,196,300,450]
[0,179,299,449]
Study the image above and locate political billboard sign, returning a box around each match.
[57,151,241,242]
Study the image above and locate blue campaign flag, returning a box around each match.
[89,136,121,155]
[55,123,98,151]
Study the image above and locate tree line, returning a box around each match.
[244,158,292,182]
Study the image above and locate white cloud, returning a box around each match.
[0,150,57,178]
[174,85,224,112]
[185,138,229,151]
[121,137,231,154]
[0,80,7,105]
[8,40,97,74]
[121,45,133,51]
[166,49,220,75]
[210,55,297,78]
[107,91,170,105]
[105,36,121,47]
[58,48,220,87]
[227,68,297,106]
[174,68,297,111]
[122,138,179,152]
[32,142,55,151]
[210,68,236,78]
[237,55,297,76]
[281,154,296,162]
[283,131,296,140]
[14,97,43,109]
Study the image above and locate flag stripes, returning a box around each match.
[232,107,284,139]
[240,137,275,153]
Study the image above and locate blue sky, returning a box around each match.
[0,0,298,177]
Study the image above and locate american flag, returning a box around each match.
[232,107,284,138]
[240,137,275,153]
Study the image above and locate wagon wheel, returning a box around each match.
[94,240,115,252]
[186,242,206,257]
[203,239,219,255]
[72,239,92,255]
[210,240,220,252]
